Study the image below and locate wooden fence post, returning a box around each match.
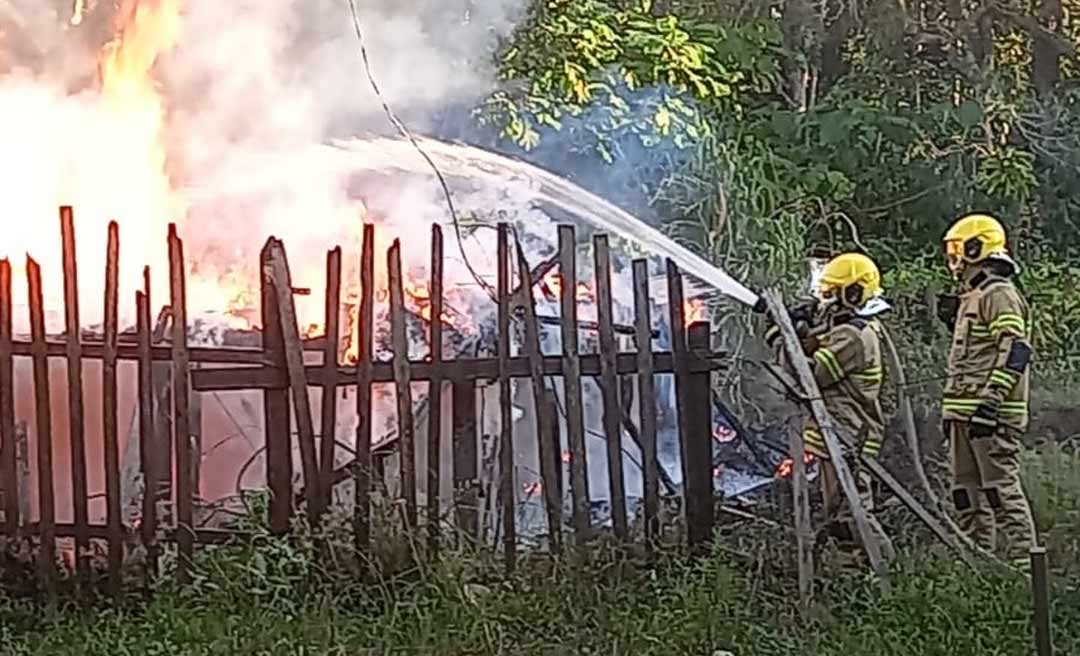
[136,268,159,580]
[1032,546,1054,656]
[26,256,56,591]
[320,247,342,510]
[260,241,292,536]
[59,207,90,581]
[265,239,321,526]
[514,241,562,553]
[496,224,516,571]
[427,225,444,553]
[353,224,375,555]
[593,235,628,542]
[103,222,123,594]
[684,321,714,550]
[168,225,194,584]
[557,225,590,544]
[387,239,417,530]
[631,259,660,548]
[0,259,16,535]
[789,421,814,616]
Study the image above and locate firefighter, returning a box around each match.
[938,213,1037,566]
[766,253,892,552]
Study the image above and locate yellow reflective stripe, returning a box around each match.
[862,440,882,456]
[813,348,844,381]
[942,398,981,409]
[989,369,1020,387]
[969,323,991,337]
[989,313,1026,336]
[1000,402,1028,415]
[803,428,826,447]
[851,369,883,383]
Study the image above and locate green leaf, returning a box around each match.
[818,111,848,146]
[957,101,983,129]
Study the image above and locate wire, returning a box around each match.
[345,0,497,301]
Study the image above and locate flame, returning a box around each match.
[538,271,594,303]
[776,454,817,479]
[683,298,708,325]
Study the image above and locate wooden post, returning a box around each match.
[259,241,292,535]
[665,260,696,545]
[0,259,16,534]
[168,225,194,583]
[452,379,478,542]
[427,225,444,553]
[761,289,889,591]
[789,422,814,615]
[543,389,563,505]
[354,224,375,554]
[320,247,342,512]
[27,256,56,589]
[557,225,590,543]
[387,239,417,530]
[59,207,89,580]
[684,321,714,549]
[1031,546,1054,656]
[593,235,628,542]
[631,259,659,547]
[265,239,321,526]
[514,241,562,552]
[497,223,516,571]
[103,222,123,594]
[15,422,29,529]
[136,268,158,580]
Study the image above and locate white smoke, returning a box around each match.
[0,0,531,330]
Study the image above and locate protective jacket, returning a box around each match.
[942,267,1032,432]
[774,312,886,459]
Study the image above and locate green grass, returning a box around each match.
[2,445,1079,655]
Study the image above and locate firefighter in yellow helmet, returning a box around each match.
[766,253,893,553]
[938,213,1037,566]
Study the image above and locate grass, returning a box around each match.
[1,445,1079,655]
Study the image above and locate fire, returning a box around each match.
[683,298,708,325]
[539,271,595,303]
[775,454,817,479]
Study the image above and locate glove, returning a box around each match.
[969,400,999,438]
[936,293,959,330]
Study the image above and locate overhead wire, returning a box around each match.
[345,0,497,301]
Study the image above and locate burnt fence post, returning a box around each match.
[684,321,715,551]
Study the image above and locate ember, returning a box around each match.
[775,454,817,479]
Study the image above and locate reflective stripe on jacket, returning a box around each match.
[943,272,1031,431]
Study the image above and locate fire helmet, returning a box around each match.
[942,213,1016,278]
[817,253,883,309]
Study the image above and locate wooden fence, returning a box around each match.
[0,207,728,592]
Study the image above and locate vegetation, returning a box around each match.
[4,2,1080,653]
[476,0,1080,388]
[0,441,1077,654]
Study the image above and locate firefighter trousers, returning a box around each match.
[820,459,895,560]
[948,421,1037,565]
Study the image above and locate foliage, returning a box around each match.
[472,0,1080,388]
[2,443,1080,656]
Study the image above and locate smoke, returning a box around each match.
[0,0,531,329]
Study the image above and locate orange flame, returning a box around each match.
[683,298,708,325]
[776,454,817,478]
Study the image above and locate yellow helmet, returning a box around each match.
[817,253,883,308]
[942,213,1011,278]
